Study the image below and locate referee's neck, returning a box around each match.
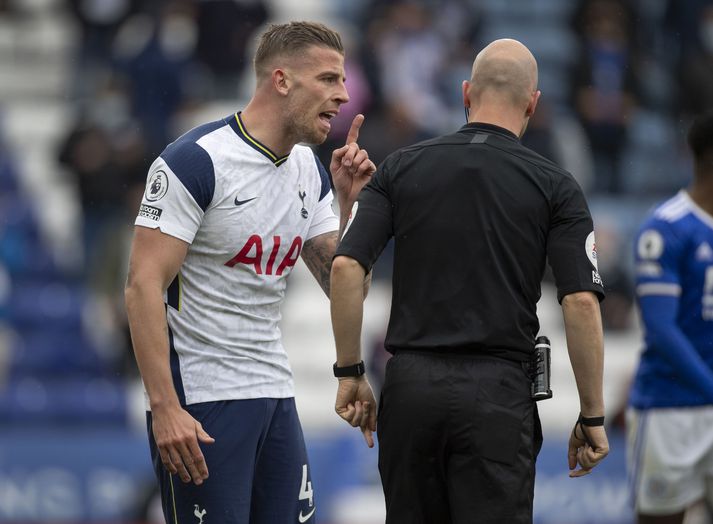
[467,108,525,138]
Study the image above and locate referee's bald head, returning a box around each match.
[470,39,538,110]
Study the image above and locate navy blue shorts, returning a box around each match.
[147,398,316,524]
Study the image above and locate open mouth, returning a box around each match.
[319,111,337,128]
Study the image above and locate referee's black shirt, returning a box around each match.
[336,122,605,361]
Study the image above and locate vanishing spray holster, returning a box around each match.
[530,335,553,401]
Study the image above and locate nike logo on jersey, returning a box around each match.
[298,507,316,523]
[234,196,258,206]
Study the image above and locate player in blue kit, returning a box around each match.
[627,112,713,524]
[124,21,375,524]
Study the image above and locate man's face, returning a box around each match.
[283,45,349,145]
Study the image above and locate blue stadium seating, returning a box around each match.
[0,376,129,427]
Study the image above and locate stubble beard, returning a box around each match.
[295,118,327,145]
[285,102,328,146]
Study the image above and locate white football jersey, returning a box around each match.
[135,112,338,405]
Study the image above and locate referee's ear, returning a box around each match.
[462,80,472,119]
[525,89,541,118]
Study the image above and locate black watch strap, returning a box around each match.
[578,413,605,427]
[333,360,366,377]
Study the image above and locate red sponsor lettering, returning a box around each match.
[276,237,302,275]
[225,235,303,275]
[224,234,263,274]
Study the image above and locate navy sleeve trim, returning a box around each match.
[161,141,215,211]
[313,152,333,201]
[166,275,180,310]
[167,324,187,406]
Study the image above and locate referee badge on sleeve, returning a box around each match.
[585,231,598,270]
[585,231,603,286]
[592,270,603,286]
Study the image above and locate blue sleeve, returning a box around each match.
[635,220,713,400]
[638,294,713,400]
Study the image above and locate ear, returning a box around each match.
[462,80,471,111]
[273,68,290,96]
[525,89,541,117]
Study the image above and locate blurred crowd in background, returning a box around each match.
[0,0,712,520]
[3,0,713,423]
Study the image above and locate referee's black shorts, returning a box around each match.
[377,350,542,524]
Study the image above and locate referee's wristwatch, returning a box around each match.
[333,360,366,377]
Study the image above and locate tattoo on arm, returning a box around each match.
[302,232,338,298]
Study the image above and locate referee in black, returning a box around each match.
[329,38,609,523]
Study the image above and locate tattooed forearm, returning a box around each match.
[302,232,339,298]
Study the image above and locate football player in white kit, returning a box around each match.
[124,21,375,524]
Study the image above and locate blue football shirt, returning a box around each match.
[629,190,713,408]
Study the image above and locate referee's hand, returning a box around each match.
[568,423,609,477]
[335,376,377,448]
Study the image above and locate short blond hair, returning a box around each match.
[254,21,344,77]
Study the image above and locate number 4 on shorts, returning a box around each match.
[299,464,314,507]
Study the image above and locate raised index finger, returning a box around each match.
[346,114,364,144]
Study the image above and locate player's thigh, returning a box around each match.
[377,352,452,524]
[627,407,713,516]
[251,397,316,524]
[147,399,272,524]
